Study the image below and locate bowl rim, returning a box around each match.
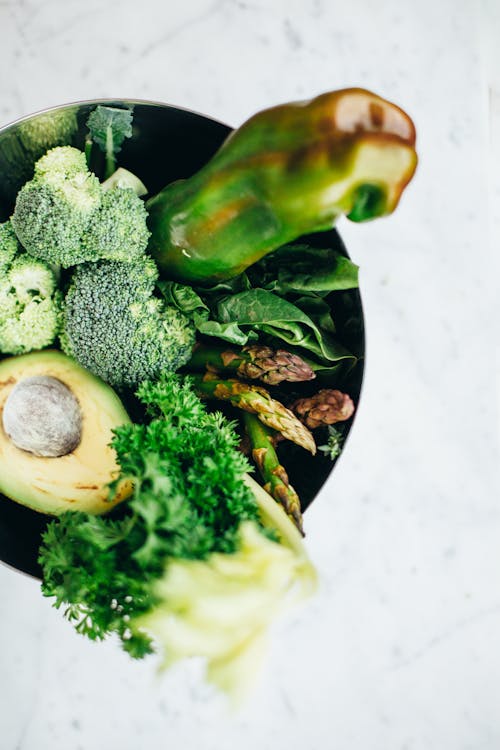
[0,96,232,138]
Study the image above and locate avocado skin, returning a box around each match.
[0,350,132,515]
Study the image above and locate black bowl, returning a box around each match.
[0,99,365,578]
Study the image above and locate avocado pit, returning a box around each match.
[2,375,82,457]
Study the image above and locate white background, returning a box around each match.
[0,1,499,748]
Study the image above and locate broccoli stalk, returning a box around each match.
[101,167,147,197]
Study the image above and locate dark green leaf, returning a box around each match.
[216,288,354,363]
[194,315,250,344]
[158,280,209,316]
[86,106,133,155]
[158,280,251,345]
[250,243,359,293]
[160,243,358,363]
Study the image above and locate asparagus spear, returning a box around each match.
[188,343,315,385]
[243,412,304,534]
[190,373,316,455]
[290,389,354,429]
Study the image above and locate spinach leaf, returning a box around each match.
[158,280,250,345]
[292,295,337,334]
[158,241,358,365]
[159,280,209,316]
[216,289,353,363]
[195,318,251,345]
[249,243,359,294]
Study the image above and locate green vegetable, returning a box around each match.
[318,425,344,461]
[188,342,315,384]
[12,147,100,267]
[215,288,352,362]
[86,106,133,179]
[160,240,358,370]
[136,518,311,703]
[102,167,148,197]
[160,282,355,373]
[248,243,359,294]
[243,411,303,533]
[83,186,150,263]
[159,278,250,345]
[0,221,62,354]
[147,87,417,285]
[0,108,79,206]
[61,256,196,389]
[189,373,316,454]
[11,146,149,268]
[39,375,315,699]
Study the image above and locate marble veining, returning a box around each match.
[0,1,499,749]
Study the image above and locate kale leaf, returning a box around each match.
[85,105,133,178]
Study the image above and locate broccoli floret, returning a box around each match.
[8,254,57,301]
[11,146,150,269]
[34,145,91,184]
[83,187,150,262]
[0,225,62,355]
[12,146,101,267]
[0,221,19,267]
[13,182,93,267]
[61,257,196,389]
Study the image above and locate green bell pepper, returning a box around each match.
[147,87,417,285]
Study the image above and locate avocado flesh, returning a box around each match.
[0,350,132,515]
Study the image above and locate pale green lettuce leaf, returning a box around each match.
[133,479,317,705]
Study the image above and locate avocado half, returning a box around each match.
[0,350,132,515]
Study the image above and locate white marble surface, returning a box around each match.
[0,1,499,748]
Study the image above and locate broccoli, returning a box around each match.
[12,146,101,267]
[83,187,150,262]
[34,145,92,184]
[0,221,19,267]
[61,257,196,389]
[0,222,62,355]
[11,146,150,268]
